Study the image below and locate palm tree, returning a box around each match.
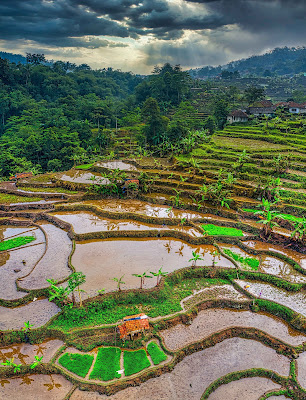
[150,267,168,286]
[189,251,204,267]
[112,275,125,291]
[132,271,152,289]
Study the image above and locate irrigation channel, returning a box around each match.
[0,156,305,400]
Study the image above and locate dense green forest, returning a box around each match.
[0,52,305,178]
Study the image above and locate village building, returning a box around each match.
[118,313,150,340]
[227,110,249,124]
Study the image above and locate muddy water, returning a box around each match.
[57,170,109,185]
[96,161,137,171]
[160,309,306,351]
[0,340,64,365]
[79,199,215,220]
[297,352,306,389]
[236,280,306,316]
[0,299,60,330]
[72,238,234,297]
[70,338,290,400]
[244,241,306,270]
[20,223,72,290]
[221,243,306,283]
[208,377,281,400]
[0,374,73,400]
[0,226,46,300]
[51,211,202,237]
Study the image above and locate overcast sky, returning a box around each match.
[0,0,305,74]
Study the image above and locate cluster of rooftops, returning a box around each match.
[228,100,306,123]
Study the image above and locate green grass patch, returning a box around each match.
[201,224,244,237]
[90,347,121,381]
[147,342,167,365]
[49,277,228,332]
[0,236,35,251]
[58,353,94,378]
[124,349,151,376]
[75,164,94,170]
[0,193,42,204]
[223,249,259,270]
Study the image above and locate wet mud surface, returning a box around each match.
[57,170,109,185]
[20,223,72,290]
[297,351,306,389]
[236,280,306,316]
[208,377,281,400]
[0,226,45,300]
[160,309,306,351]
[0,374,73,400]
[96,161,137,171]
[0,299,60,330]
[0,340,64,365]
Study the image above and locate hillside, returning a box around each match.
[190,47,306,78]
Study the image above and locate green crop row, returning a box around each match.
[0,236,36,251]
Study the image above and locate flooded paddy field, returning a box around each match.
[51,211,202,236]
[96,160,138,171]
[70,338,290,400]
[236,280,306,316]
[0,374,73,400]
[297,352,306,389]
[0,225,45,300]
[208,377,281,400]
[160,308,306,350]
[244,241,306,270]
[57,170,109,185]
[221,243,306,283]
[72,238,234,296]
[79,199,210,219]
[19,223,72,290]
[0,299,60,330]
[0,340,64,365]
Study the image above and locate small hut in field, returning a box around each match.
[118,313,149,340]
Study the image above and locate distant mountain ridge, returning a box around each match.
[0,51,27,64]
[189,47,306,78]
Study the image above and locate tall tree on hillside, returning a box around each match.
[213,99,229,129]
[141,97,169,146]
[244,86,265,104]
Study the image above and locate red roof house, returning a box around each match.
[118,313,150,339]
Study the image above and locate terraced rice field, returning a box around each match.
[0,123,305,399]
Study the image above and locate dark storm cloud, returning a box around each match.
[0,0,305,53]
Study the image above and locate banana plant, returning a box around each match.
[112,275,125,291]
[68,272,86,308]
[150,267,168,286]
[189,251,204,266]
[132,271,152,289]
[30,355,43,370]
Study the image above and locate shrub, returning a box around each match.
[147,342,167,365]
[90,347,121,381]
[123,349,151,376]
[58,353,94,378]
